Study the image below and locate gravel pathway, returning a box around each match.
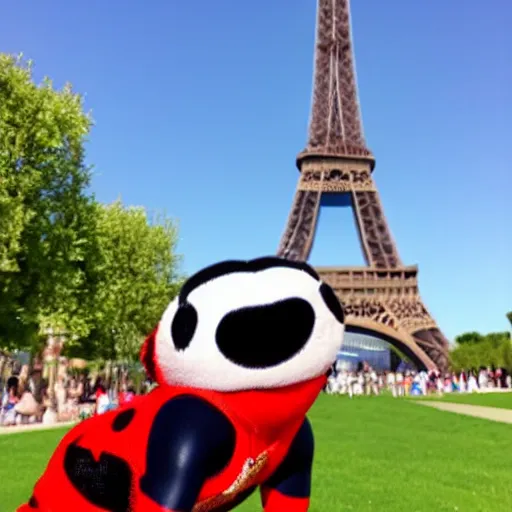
[416,401,512,425]
[0,421,76,436]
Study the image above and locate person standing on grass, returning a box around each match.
[356,370,364,396]
[467,371,479,393]
[386,371,397,397]
[119,384,136,406]
[427,370,436,395]
[362,365,371,396]
[370,367,379,395]
[396,371,404,396]
[377,372,385,393]
[95,384,113,415]
[442,374,451,393]
[495,367,503,388]
[487,367,494,388]
[347,371,356,398]
[403,372,413,396]
[435,372,443,396]
[478,369,487,390]
[325,372,338,394]
[418,370,428,396]
[336,370,348,395]
[459,372,467,393]
[454,373,461,392]
[54,374,67,419]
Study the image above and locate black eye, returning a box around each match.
[171,303,198,351]
[215,298,315,369]
[319,283,345,324]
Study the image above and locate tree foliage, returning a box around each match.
[450,331,512,372]
[64,201,183,362]
[0,54,95,350]
[507,311,512,328]
[0,55,183,361]
[453,331,483,345]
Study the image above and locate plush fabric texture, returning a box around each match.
[19,256,345,512]
[149,256,345,391]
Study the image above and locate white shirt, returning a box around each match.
[97,394,111,415]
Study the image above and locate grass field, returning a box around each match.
[416,391,512,410]
[2,395,512,512]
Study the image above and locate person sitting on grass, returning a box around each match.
[14,384,40,425]
[1,381,19,426]
[95,384,114,415]
[119,384,136,406]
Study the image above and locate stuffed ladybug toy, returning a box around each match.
[19,256,345,512]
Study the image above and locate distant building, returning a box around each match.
[336,327,408,372]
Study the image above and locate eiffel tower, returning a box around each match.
[278,0,449,371]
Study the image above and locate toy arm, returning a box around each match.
[260,418,314,512]
[139,395,236,512]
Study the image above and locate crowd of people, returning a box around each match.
[0,363,146,427]
[2,361,511,426]
[326,362,512,397]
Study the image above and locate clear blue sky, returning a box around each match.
[1,1,510,341]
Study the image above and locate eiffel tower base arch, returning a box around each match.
[316,266,448,372]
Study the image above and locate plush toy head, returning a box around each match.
[141,256,345,392]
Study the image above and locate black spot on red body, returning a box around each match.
[63,441,132,512]
[216,297,315,368]
[28,495,38,508]
[112,408,136,432]
[140,395,236,510]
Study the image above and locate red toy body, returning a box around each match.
[19,257,345,512]
[19,376,325,512]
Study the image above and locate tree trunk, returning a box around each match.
[0,353,6,391]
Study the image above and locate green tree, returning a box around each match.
[0,54,96,351]
[65,201,183,362]
[507,311,512,328]
[450,331,512,372]
[454,331,484,345]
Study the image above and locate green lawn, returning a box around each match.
[415,391,512,410]
[2,395,512,512]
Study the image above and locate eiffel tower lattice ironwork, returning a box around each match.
[277,0,449,371]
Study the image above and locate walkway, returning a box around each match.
[0,421,76,436]
[417,401,512,425]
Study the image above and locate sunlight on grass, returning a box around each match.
[2,395,512,511]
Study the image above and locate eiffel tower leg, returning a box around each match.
[353,190,401,268]
[411,328,450,373]
[277,189,321,261]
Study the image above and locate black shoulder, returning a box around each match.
[263,417,314,498]
[140,394,236,510]
[146,394,236,477]
[285,416,314,469]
